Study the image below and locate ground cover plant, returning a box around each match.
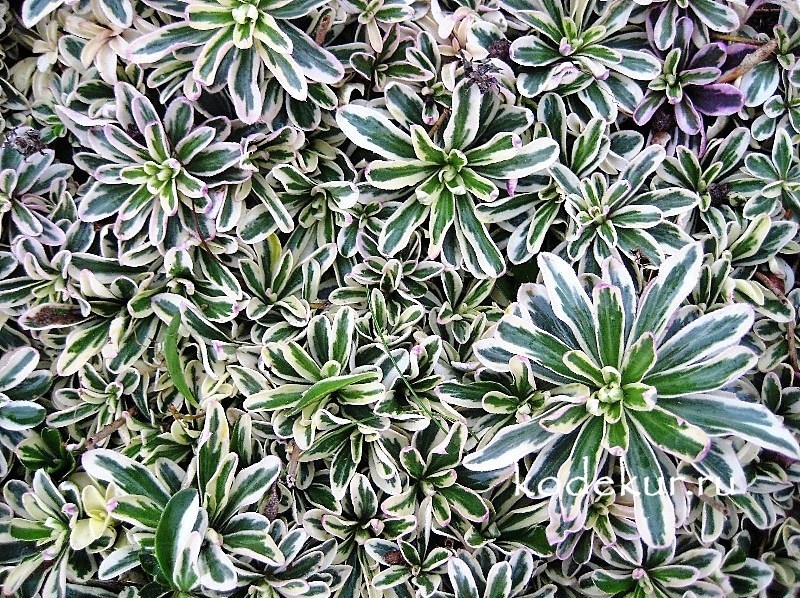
[1,0,800,596]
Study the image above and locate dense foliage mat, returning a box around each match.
[0,0,800,596]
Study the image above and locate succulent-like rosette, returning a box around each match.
[634,17,744,138]
[22,0,134,29]
[6,0,800,595]
[243,306,386,450]
[552,144,697,267]
[1,470,112,598]
[127,0,344,123]
[74,82,250,254]
[639,0,740,52]
[740,126,800,218]
[346,0,415,52]
[467,244,800,548]
[505,0,661,122]
[0,346,52,480]
[0,140,73,246]
[337,79,558,278]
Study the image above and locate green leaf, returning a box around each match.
[563,351,604,386]
[223,514,284,564]
[262,46,309,101]
[448,559,479,598]
[0,401,46,431]
[287,372,376,416]
[330,444,358,498]
[621,333,656,384]
[484,562,512,598]
[463,419,552,471]
[557,416,604,521]
[772,127,794,178]
[83,449,170,505]
[217,456,282,522]
[350,473,378,521]
[0,346,38,391]
[112,495,164,529]
[456,195,505,278]
[510,35,561,67]
[128,23,206,63]
[281,21,344,84]
[21,0,64,27]
[740,60,780,107]
[198,543,237,592]
[186,142,242,176]
[629,406,710,462]
[337,105,416,160]
[198,401,230,496]
[650,305,754,373]
[661,392,800,459]
[621,144,665,195]
[624,429,674,548]
[98,0,132,28]
[439,484,489,522]
[230,49,263,125]
[366,160,437,190]
[399,446,426,479]
[539,252,600,361]
[464,132,515,164]
[444,81,482,151]
[472,137,559,179]
[644,347,756,397]
[691,441,746,495]
[155,488,202,592]
[378,196,429,256]
[691,0,741,33]
[56,320,112,377]
[98,547,141,580]
[630,243,702,344]
[745,153,778,181]
[571,118,607,174]
[77,182,139,222]
[410,125,447,163]
[373,565,411,590]
[243,384,306,411]
[594,284,625,369]
[490,314,586,384]
[165,314,199,407]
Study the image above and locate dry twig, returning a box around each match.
[718,38,779,84]
[428,108,451,137]
[315,13,332,45]
[85,407,137,448]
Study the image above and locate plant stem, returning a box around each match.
[718,38,779,84]
[788,319,800,374]
[428,108,451,137]
[315,13,332,45]
[286,441,301,487]
[711,34,762,45]
[85,407,137,449]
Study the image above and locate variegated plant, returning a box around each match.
[338,79,558,277]
[467,244,800,548]
[72,82,251,257]
[126,0,344,123]
[2,0,800,596]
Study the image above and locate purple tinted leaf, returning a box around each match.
[674,99,702,135]
[633,91,666,125]
[690,84,744,116]
[673,16,694,54]
[688,42,727,70]
[722,43,756,72]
